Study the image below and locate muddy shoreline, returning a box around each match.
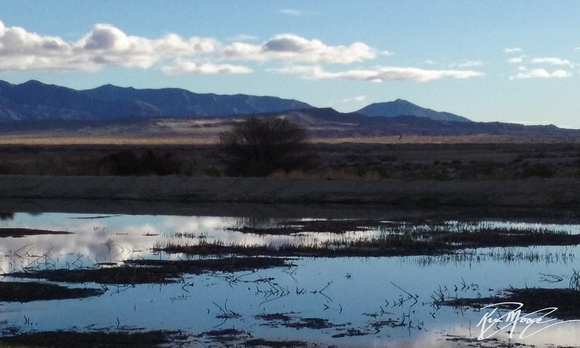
[0,175,579,221]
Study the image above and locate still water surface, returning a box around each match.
[1,212,580,347]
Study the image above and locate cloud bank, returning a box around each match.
[505,49,574,79]
[272,65,483,82]
[0,20,483,83]
[0,21,216,71]
[223,34,377,64]
[511,67,570,79]
[161,58,252,75]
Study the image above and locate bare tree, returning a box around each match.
[219,116,314,176]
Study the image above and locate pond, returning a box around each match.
[1,211,580,347]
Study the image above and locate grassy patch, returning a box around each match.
[438,288,580,320]
[243,338,308,347]
[0,228,72,238]
[158,221,580,258]
[0,330,185,348]
[8,257,291,285]
[228,219,386,235]
[255,312,343,330]
[0,282,103,302]
[157,239,447,258]
[437,270,580,320]
[428,227,580,247]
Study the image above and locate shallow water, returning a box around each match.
[1,212,580,347]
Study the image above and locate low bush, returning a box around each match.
[99,150,182,176]
[522,163,555,178]
[219,117,316,177]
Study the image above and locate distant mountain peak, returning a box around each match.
[357,99,471,123]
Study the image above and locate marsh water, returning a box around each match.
[2,211,580,347]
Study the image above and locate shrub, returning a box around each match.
[202,166,222,177]
[522,163,555,178]
[0,161,13,175]
[219,117,315,177]
[100,150,142,176]
[141,150,182,176]
[99,150,182,176]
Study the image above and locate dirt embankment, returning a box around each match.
[0,175,579,213]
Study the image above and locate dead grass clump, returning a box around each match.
[158,220,580,258]
[439,287,580,320]
[0,161,13,174]
[0,330,185,348]
[9,265,180,284]
[228,219,385,235]
[522,162,555,178]
[194,328,248,344]
[0,282,104,302]
[124,257,290,274]
[0,228,72,238]
[431,227,580,247]
[255,312,341,330]
[9,257,291,284]
[158,237,447,258]
[244,338,308,347]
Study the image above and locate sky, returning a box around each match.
[1,1,580,128]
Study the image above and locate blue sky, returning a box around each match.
[1,1,580,128]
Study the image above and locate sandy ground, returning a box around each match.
[0,175,579,221]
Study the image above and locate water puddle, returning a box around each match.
[1,212,580,347]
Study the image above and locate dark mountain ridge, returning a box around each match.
[0,80,312,121]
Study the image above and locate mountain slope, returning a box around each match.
[0,80,312,121]
[271,108,575,138]
[357,99,471,122]
[82,84,312,117]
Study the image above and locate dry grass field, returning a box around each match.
[1,138,579,180]
[2,124,580,217]
[1,115,579,179]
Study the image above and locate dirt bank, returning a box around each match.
[0,175,578,205]
[0,176,579,219]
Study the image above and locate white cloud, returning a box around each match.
[0,19,485,83]
[226,34,258,42]
[510,68,571,79]
[424,59,483,68]
[271,65,483,82]
[342,95,366,103]
[0,21,217,72]
[222,34,377,64]
[76,24,217,69]
[458,60,484,68]
[505,47,523,53]
[161,58,252,75]
[530,57,572,66]
[508,56,524,64]
[279,9,303,16]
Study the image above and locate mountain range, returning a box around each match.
[0,80,466,122]
[0,80,312,121]
[0,79,576,138]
